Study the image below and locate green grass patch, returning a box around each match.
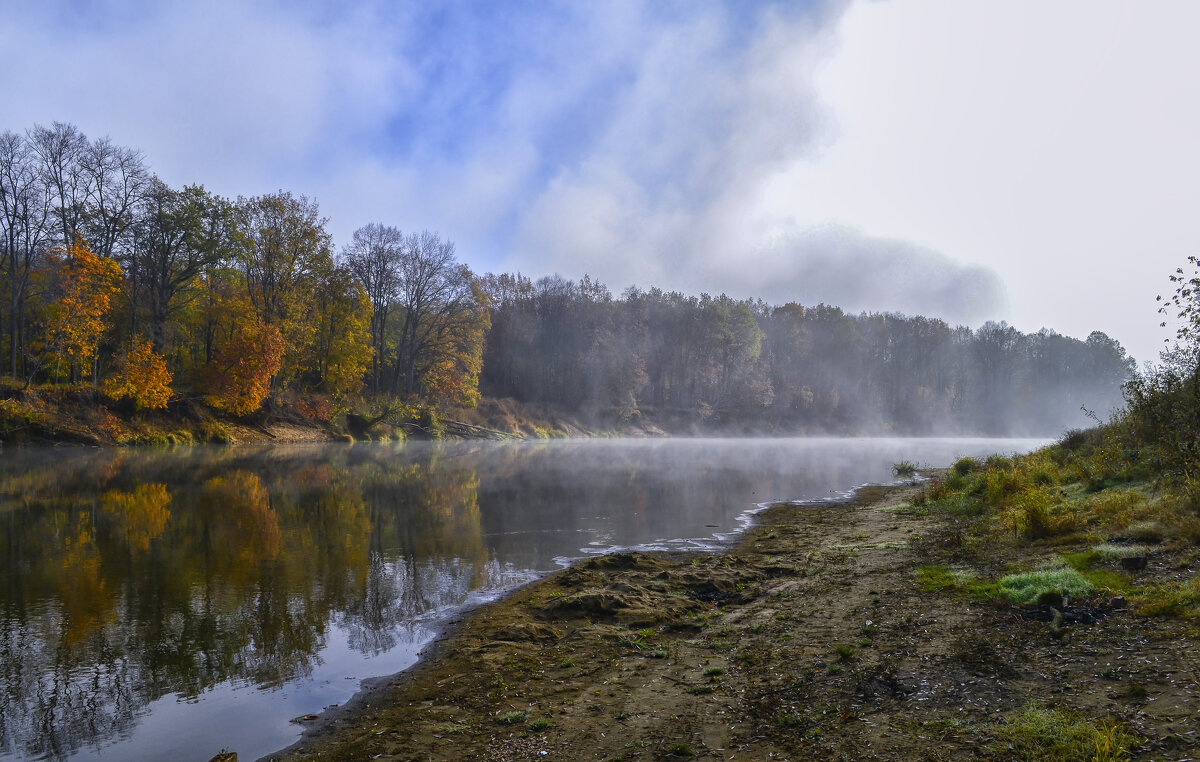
[994,564,1094,605]
[1136,577,1200,618]
[916,565,979,592]
[1089,543,1150,561]
[985,705,1137,762]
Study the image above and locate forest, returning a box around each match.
[1,122,1133,437]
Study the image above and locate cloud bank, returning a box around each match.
[1,0,1012,330]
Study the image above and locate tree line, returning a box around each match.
[477,275,1133,435]
[1,122,1133,435]
[0,122,486,416]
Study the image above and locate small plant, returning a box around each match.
[893,461,918,478]
[528,717,552,731]
[664,742,694,757]
[704,666,725,678]
[497,710,527,725]
[834,643,856,661]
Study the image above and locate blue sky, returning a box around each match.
[4,0,1199,363]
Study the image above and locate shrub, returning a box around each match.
[952,457,979,477]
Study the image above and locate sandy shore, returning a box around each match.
[259,480,1200,761]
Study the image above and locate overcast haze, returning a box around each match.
[4,0,1197,363]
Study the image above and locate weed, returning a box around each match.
[834,644,856,661]
[497,710,527,725]
[528,717,552,731]
[663,742,693,757]
[703,666,725,677]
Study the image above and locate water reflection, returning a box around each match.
[0,438,1042,760]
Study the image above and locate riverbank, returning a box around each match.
[260,469,1199,761]
[0,384,665,446]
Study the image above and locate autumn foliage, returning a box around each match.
[45,242,122,379]
[201,319,285,416]
[104,338,173,409]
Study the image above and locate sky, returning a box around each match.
[3,0,1198,364]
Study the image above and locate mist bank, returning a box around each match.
[474,274,1134,438]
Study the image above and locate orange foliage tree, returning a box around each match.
[104,338,173,409]
[202,318,285,415]
[45,241,123,382]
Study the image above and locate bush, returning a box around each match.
[952,457,978,477]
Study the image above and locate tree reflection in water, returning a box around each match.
[0,438,1039,760]
[0,445,488,760]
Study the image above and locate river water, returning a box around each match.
[0,437,1044,761]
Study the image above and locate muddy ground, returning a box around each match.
[261,481,1200,761]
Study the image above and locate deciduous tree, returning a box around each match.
[104,337,172,409]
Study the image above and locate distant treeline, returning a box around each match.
[478,274,1133,435]
[1,122,1132,435]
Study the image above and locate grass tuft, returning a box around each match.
[986,705,1137,762]
[994,564,1094,605]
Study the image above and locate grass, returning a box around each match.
[1135,576,1200,617]
[893,461,918,478]
[985,705,1137,762]
[497,710,527,725]
[994,564,1095,605]
[919,561,1109,605]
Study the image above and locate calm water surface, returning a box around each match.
[0,437,1044,761]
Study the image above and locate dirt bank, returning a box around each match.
[260,480,1199,761]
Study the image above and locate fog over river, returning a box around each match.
[0,438,1044,761]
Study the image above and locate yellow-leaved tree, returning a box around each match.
[104,338,173,409]
[45,242,123,382]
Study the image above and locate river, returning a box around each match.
[0,437,1044,761]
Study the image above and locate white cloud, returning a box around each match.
[6,0,1190,360]
[778,0,1200,362]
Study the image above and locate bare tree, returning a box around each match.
[28,122,90,249]
[0,131,52,378]
[391,231,475,397]
[342,223,403,394]
[80,136,147,261]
